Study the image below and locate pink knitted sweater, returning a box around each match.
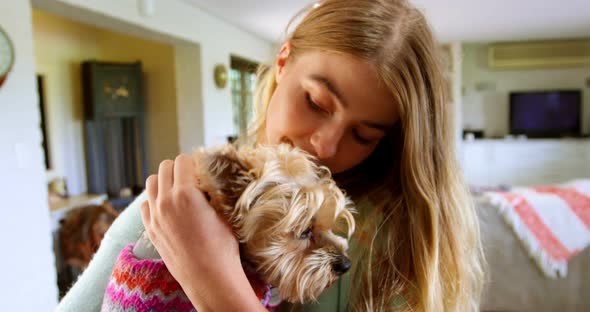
[101,243,281,311]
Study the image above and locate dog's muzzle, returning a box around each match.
[332,256,352,275]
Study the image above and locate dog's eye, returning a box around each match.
[299,227,313,240]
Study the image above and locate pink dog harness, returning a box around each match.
[101,243,281,311]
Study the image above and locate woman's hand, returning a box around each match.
[140,154,266,311]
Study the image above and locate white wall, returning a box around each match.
[0,1,59,309]
[175,43,204,153]
[33,9,181,194]
[461,43,590,138]
[34,0,274,147]
[449,42,463,153]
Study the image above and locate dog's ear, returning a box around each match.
[195,145,253,218]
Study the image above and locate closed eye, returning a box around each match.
[305,93,327,114]
[306,91,380,146]
[352,129,373,145]
[299,227,314,240]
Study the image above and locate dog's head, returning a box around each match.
[194,144,355,303]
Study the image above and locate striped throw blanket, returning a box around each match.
[484,179,590,278]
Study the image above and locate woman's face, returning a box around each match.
[264,44,398,174]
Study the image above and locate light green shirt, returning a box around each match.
[277,274,350,312]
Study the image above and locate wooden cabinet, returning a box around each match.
[82,61,147,205]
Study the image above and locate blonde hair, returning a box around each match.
[248,0,485,310]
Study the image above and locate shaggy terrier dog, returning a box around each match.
[102,144,355,311]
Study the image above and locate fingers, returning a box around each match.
[145,173,158,218]
[144,155,204,233]
[158,159,174,193]
[146,174,158,198]
[140,200,151,228]
[174,154,195,188]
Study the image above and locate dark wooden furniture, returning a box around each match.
[82,61,147,210]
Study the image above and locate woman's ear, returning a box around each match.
[275,41,292,84]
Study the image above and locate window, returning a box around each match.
[230,56,258,137]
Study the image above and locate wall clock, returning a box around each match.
[103,75,131,100]
[0,25,14,89]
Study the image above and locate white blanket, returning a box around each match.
[483,179,590,278]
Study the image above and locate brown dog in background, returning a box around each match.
[57,202,119,297]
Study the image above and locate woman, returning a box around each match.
[58,0,484,311]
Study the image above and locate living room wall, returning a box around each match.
[33,0,274,148]
[462,42,590,138]
[33,9,179,195]
[0,2,59,310]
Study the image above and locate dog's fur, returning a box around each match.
[134,144,355,303]
[58,203,119,297]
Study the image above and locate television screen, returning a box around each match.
[509,90,581,138]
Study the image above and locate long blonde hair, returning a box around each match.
[248,0,485,310]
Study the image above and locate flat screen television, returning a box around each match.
[509,90,582,138]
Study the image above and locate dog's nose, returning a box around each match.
[332,256,352,275]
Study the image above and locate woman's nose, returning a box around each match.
[310,124,344,159]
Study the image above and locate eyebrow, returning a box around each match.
[362,121,392,132]
[310,75,347,108]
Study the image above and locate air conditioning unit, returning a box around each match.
[488,39,590,69]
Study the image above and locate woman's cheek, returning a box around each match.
[284,99,312,132]
[334,143,375,173]
[266,107,295,144]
